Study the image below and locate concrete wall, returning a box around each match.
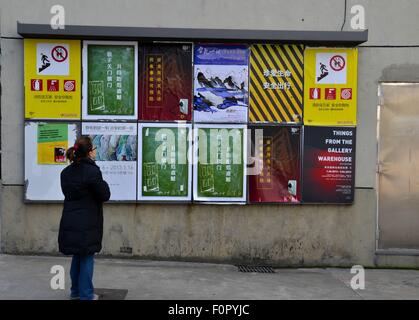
[1,0,419,267]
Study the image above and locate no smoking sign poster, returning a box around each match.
[304,47,358,126]
[36,43,70,76]
[24,39,81,119]
[315,52,347,84]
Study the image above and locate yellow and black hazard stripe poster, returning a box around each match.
[249,44,304,123]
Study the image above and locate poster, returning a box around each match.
[139,44,192,121]
[302,126,356,203]
[248,125,301,203]
[24,39,81,119]
[37,123,68,165]
[138,123,192,201]
[25,122,79,201]
[193,124,247,202]
[193,44,249,123]
[249,45,303,123]
[304,47,358,126]
[82,122,137,201]
[82,41,138,120]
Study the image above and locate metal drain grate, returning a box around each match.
[237,265,275,273]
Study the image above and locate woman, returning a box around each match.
[58,136,111,300]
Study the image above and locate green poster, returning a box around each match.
[37,123,68,165]
[140,124,191,200]
[86,42,136,118]
[37,123,68,143]
[195,126,246,200]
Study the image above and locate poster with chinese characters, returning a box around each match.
[193,124,247,202]
[138,123,192,201]
[249,44,304,123]
[304,48,358,126]
[248,125,301,203]
[193,44,249,123]
[37,123,69,165]
[302,126,356,203]
[139,44,192,121]
[82,41,138,120]
[25,121,80,201]
[82,122,137,201]
[24,39,81,119]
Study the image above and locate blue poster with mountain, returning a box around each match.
[193,44,249,123]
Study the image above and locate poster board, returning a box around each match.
[82,122,138,201]
[302,126,356,203]
[248,125,301,203]
[193,124,247,202]
[138,123,192,201]
[24,121,80,201]
[82,41,138,120]
[304,47,358,126]
[24,39,81,119]
[249,44,303,123]
[139,44,192,121]
[193,44,249,123]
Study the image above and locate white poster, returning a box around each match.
[315,52,347,84]
[25,121,79,201]
[82,122,137,201]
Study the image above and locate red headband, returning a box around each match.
[73,143,79,151]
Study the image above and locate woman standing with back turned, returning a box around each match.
[58,136,111,300]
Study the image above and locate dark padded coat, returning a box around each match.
[58,157,110,256]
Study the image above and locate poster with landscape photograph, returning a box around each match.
[193,44,249,123]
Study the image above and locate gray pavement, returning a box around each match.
[0,254,418,300]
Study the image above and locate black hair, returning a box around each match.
[66,136,94,163]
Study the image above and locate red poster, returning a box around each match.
[139,44,192,121]
[248,125,301,203]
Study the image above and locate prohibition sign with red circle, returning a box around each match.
[51,46,68,62]
[329,55,345,71]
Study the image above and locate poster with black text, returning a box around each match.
[139,44,192,121]
[82,122,137,201]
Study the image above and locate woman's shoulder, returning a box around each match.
[80,157,98,167]
[61,159,95,173]
[61,162,75,173]
[79,158,102,177]
[60,163,78,182]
